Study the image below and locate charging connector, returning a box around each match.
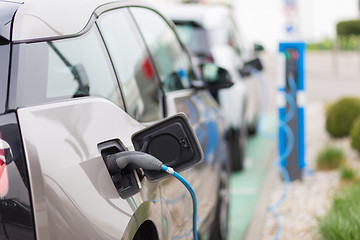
[106,151,163,173]
[106,151,198,240]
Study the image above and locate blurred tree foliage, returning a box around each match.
[337,19,360,37]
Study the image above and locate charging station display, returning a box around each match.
[278,42,306,181]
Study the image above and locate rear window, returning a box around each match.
[10,27,124,109]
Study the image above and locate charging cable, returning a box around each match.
[269,75,296,240]
[251,69,295,240]
[161,165,198,240]
[267,120,292,240]
[106,151,198,240]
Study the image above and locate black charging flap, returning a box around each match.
[132,113,203,181]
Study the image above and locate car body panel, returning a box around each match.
[16,97,221,239]
[0,1,21,40]
[17,98,157,239]
[165,88,225,232]
[11,0,156,43]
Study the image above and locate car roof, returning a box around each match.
[0,0,22,42]
[161,4,230,29]
[2,0,153,43]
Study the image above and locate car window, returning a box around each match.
[229,18,250,59]
[14,27,123,109]
[209,19,246,58]
[97,8,162,122]
[0,44,10,114]
[228,20,246,57]
[130,7,195,92]
[174,22,211,58]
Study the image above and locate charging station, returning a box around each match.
[278,42,306,181]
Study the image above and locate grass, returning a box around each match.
[307,38,333,51]
[316,145,346,170]
[339,165,357,181]
[317,181,360,240]
[307,36,360,51]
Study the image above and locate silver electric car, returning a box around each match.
[0,0,232,239]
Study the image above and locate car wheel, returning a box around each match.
[210,169,229,240]
[228,127,247,171]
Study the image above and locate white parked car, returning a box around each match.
[163,4,264,170]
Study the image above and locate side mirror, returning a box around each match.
[239,57,264,78]
[200,63,233,90]
[163,72,184,92]
[191,79,206,89]
[254,43,264,52]
[132,113,203,181]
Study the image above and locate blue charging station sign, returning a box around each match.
[278,42,306,181]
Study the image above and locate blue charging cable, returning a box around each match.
[161,165,198,240]
[106,151,198,240]
[267,120,292,240]
[269,76,296,240]
[252,69,296,240]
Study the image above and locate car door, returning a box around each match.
[96,8,202,238]
[129,7,229,233]
[10,21,165,240]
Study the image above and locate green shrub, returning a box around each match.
[307,39,333,51]
[339,165,357,181]
[326,97,360,138]
[337,19,360,37]
[316,145,346,170]
[318,182,360,240]
[350,116,360,153]
[338,35,360,50]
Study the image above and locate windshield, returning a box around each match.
[176,19,247,60]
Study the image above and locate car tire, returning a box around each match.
[210,169,229,240]
[247,116,258,136]
[228,127,247,171]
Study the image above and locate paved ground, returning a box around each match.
[227,115,277,240]
[261,50,360,105]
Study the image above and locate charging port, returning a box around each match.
[97,139,142,199]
